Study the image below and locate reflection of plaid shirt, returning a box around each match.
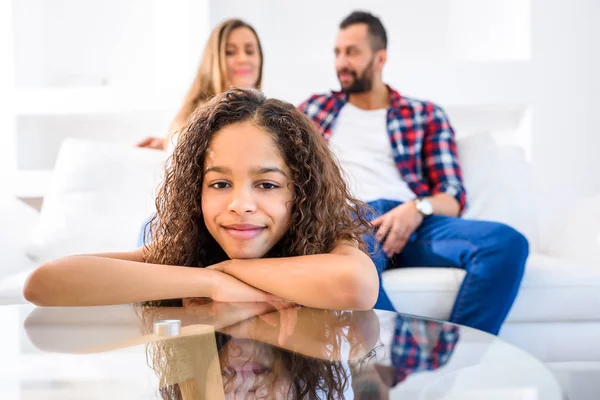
[391,316,459,385]
[299,87,467,211]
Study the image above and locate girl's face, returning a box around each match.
[202,121,293,259]
[224,27,261,90]
[221,338,292,398]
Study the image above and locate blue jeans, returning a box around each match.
[366,199,528,335]
[137,217,151,247]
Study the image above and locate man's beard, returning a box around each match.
[338,59,375,94]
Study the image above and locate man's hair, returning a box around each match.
[340,11,387,51]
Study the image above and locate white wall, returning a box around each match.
[531,0,600,243]
[12,0,207,91]
[0,0,16,185]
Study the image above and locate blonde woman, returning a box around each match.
[136,19,264,151]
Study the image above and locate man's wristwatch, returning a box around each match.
[414,197,434,217]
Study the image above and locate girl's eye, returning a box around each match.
[210,182,230,189]
[246,49,255,56]
[258,182,278,190]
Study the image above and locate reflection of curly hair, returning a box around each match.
[142,88,371,304]
[216,332,349,399]
[145,309,358,399]
[151,333,350,399]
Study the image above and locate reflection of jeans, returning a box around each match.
[366,199,528,335]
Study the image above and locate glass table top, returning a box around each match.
[0,301,564,399]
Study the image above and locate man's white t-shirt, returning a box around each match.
[329,103,416,203]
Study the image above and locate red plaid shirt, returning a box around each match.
[391,316,459,385]
[298,87,467,211]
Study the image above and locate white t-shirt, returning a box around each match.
[329,103,416,203]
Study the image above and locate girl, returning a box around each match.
[23,88,379,310]
[136,19,264,151]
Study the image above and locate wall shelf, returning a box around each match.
[14,87,180,116]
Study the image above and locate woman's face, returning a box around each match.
[202,121,293,259]
[224,27,261,89]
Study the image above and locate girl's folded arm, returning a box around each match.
[23,250,217,307]
[216,243,379,311]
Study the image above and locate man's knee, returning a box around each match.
[485,223,529,282]
[492,223,529,259]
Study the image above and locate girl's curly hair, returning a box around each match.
[144,309,357,399]
[143,88,372,305]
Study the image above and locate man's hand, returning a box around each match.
[371,201,423,257]
[136,136,165,150]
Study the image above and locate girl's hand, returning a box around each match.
[205,261,227,272]
[210,270,283,303]
[258,303,300,346]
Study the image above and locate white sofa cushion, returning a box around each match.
[381,268,461,320]
[0,196,38,279]
[27,139,167,262]
[457,132,539,250]
[506,254,600,322]
[383,253,600,323]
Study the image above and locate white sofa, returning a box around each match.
[1,136,599,363]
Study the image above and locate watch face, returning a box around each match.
[418,199,433,216]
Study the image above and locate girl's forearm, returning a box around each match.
[23,256,216,307]
[219,249,378,310]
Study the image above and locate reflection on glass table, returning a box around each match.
[2,301,564,399]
